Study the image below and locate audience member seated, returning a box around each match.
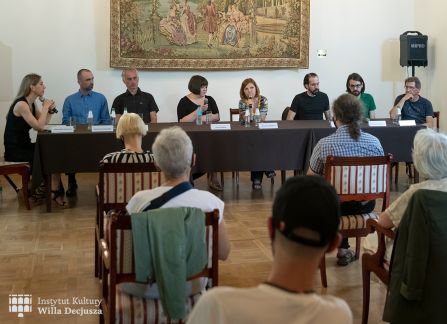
[307,94,384,266]
[238,78,275,190]
[124,126,230,297]
[177,75,222,191]
[101,113,153,163]
[389,76,434,127]
[186,176,353,324]
[3,73,65,206]
[363,129,447,260]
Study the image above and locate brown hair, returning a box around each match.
[332,94,363,140]
[15,73,41,99]
[239,78,260,100]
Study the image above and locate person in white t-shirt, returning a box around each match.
[187,176,353,324]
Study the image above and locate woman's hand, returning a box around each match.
[42,99,56,112]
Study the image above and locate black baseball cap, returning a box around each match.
[272,176,340,247]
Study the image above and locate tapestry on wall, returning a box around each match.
[110,0,309,70]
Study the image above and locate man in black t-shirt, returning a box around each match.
[287,73,330,120]
[112,68,159,124]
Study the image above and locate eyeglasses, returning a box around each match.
[349,83,362,89]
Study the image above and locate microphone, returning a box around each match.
[203,97,208,105]
[39,96,58,114]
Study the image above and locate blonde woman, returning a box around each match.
[101,113,153,163]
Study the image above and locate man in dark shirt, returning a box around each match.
[287,73,330,120]
[112,68,159,124]
[389,76,433,126]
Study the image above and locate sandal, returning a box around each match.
[252,180,262,190]
[208,181,223,191]
[336,249,355,266]
[51,190,67,207]
[266,171,276,179]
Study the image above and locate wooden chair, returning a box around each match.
[320,154,392,286]
[99,209,219,324]
[0,161,31,210]
[95,162,162,278]
[361,219,395,324]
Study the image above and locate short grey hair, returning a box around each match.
[121,68,138,81]
[152,126,193,179]
[412,128,447,180]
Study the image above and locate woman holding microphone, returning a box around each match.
[4,73,65,206]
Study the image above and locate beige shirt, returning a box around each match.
[363,178,447,260]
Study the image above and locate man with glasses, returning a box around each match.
[287,73,330,120]
[346,73,376,120]
[390,76,433,127]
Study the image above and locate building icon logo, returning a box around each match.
[9,294,32,317]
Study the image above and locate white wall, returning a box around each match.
[0,0,420,156]
[415,0,447,130]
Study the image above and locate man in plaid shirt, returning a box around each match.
[307,93,384,265]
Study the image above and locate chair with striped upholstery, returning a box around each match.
[95,162,162,278]
[99,209,219,324]
[320,154,392,285]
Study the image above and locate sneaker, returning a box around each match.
[336,249,355,266]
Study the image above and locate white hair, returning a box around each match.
[152,126,193,179]
[412,128,447,180]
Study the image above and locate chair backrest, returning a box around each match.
[229,108,240,122]
[99,162,162,212]
[433,111,440,129]
[281,107,290,120]
[108,209,219,283]
[324,154,392,211]
[102,209,219,324]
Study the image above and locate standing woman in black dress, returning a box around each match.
[177,75,222,190]
[4,73,65,206]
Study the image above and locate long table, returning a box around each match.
[33,120,423,211]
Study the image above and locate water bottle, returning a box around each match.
[196,105,203,125]
[87,109,94,130]
[244,105,251,127]
[254,108,260,127]
[394,106,401,125]
[123,107,128,114]
[110,107,116,129]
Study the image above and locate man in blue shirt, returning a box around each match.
[62,69,110,196]
[389,76,434,126]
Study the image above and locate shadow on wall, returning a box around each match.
[381,38,406,100]
[0,42,14,157]
[0,42,13,101]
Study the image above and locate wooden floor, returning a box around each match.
[0,169,413,324]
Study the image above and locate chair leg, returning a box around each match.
[394,163,399,184]
[236,171,239,185]
[355,237,361,259]
[281,170,286,184]
[21,170,31,210]
[4,175,19,193]
[319,256,328,288]
[362,256,371,324]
